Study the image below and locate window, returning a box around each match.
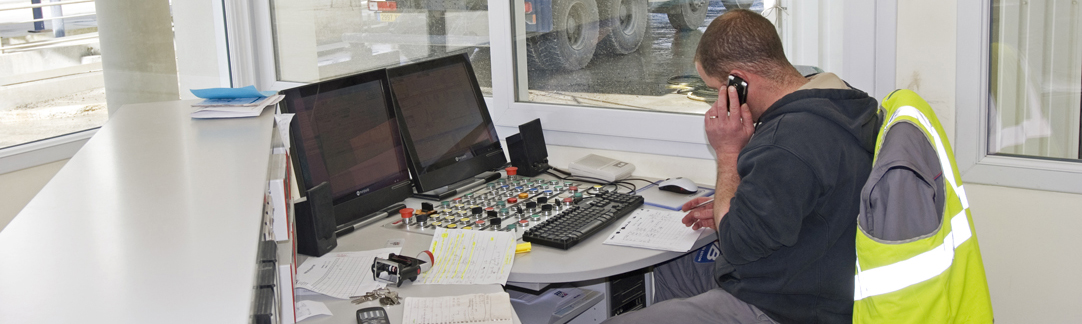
[0,1,105,151]
[268,0,492,95]
[955,0,1082,194]
[989,0,1081,161]
[248,0,881,160]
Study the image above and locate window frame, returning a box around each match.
[955,0,1082,195]
[241,0,892,159]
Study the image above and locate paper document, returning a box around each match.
[294,300,333,322]
[603,208,706,252]
[190,95,284,119]
[401,292,514,324]
[421,228,516,285]
[294,247,401,299]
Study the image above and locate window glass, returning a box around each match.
[0,2,105,149]
[512,0,765,114]
[270,0,492,95]
[989,0,1081,160]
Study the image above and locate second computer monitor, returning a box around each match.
[387,53,506,194]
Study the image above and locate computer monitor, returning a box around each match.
[387,53,506,194]
[279,69,413,230]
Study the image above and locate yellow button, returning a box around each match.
[432,221,443,226]
[518,193,529,199]
[462,226,473,230]
[446,223,458,229]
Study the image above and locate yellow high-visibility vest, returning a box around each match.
[853,89,993,323]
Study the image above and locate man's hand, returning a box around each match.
[705,86,755,155]
[680,197,716,230]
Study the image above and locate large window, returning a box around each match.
[250,0,878,160]
[0,1,105,150]
[269,0,492,94]
[989,0,1081,161]
[956,0,1082,194]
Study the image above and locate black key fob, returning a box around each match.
[357,306,390,324]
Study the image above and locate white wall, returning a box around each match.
[0,160,66,232]
[897,0,1081,322]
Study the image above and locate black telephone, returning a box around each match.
[728,74,748,106]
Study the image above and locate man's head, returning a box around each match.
[695,10,805,117]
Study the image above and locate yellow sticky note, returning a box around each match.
[515,242,532,254]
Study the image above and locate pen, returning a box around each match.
[688,198,714,211]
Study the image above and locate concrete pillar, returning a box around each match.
[94,0,179,114]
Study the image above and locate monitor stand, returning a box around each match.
[413,171,501,201]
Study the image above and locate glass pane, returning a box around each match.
[512,0,764,114]
[270,0,492,95]
[0,2,106,149]
[989,0,1082,160]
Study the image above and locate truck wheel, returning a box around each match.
[529,0,600,70]
[597,0,647,55]
[719,0,754,10]
[667,0,709,31]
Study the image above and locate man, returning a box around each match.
[604,9,881,323]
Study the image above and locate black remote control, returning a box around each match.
[357,307,390,324]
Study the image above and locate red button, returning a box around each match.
[569,186,578,191]
[507,197,518,203]
[505,167,518,176]
[399,208,415,218]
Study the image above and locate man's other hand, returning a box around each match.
[705,85,755,155]
[681,197,716,230]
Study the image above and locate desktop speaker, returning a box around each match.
[295,182,337,257]
[507,118,550,177]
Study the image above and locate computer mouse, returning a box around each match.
[658,177,698,194]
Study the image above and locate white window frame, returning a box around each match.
[234,0,890,160]
[955,0,1082,195]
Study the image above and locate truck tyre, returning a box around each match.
[597,0,647,55]
[529,0,600,70]
[667,0,709,31]
[719,0,754,10]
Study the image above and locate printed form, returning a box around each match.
[421,228,516,285]
[604,208,706,252]
[401,292,514,324]
[294,247,402,299]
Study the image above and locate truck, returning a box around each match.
[365,0,755,70]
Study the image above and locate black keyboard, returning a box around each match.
[523,191,644,249]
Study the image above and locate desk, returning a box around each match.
[0,100,276,324]
[304,178,716,323]
[0,99,711,324]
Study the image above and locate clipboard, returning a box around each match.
[635,181,714,211]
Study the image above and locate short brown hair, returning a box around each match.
[695,9,793,81]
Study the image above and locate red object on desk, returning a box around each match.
[506,167,518,176]
[399,208,414,219]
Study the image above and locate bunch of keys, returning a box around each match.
[351,287,400,306]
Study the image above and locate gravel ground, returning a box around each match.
[0,87,107,148]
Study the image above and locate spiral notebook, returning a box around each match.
[401,292,514,324]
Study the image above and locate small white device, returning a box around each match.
[568,154,635,182]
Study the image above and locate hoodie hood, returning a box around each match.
[759,84,882,154]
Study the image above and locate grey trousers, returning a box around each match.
[602,288,779,324]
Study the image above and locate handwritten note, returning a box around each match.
[603,208,705,252]
[421,229,516,285]
[401,292,514,324]
[294,247,401,299]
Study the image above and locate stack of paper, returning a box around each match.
[401,292,514,324]
[603,208,706,252]
[294,248,402,299]
[190,85,284,119]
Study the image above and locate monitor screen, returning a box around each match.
[280,69,413,228]
[387,53,506,193]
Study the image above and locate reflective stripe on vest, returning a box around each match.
[853,105,972,301]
